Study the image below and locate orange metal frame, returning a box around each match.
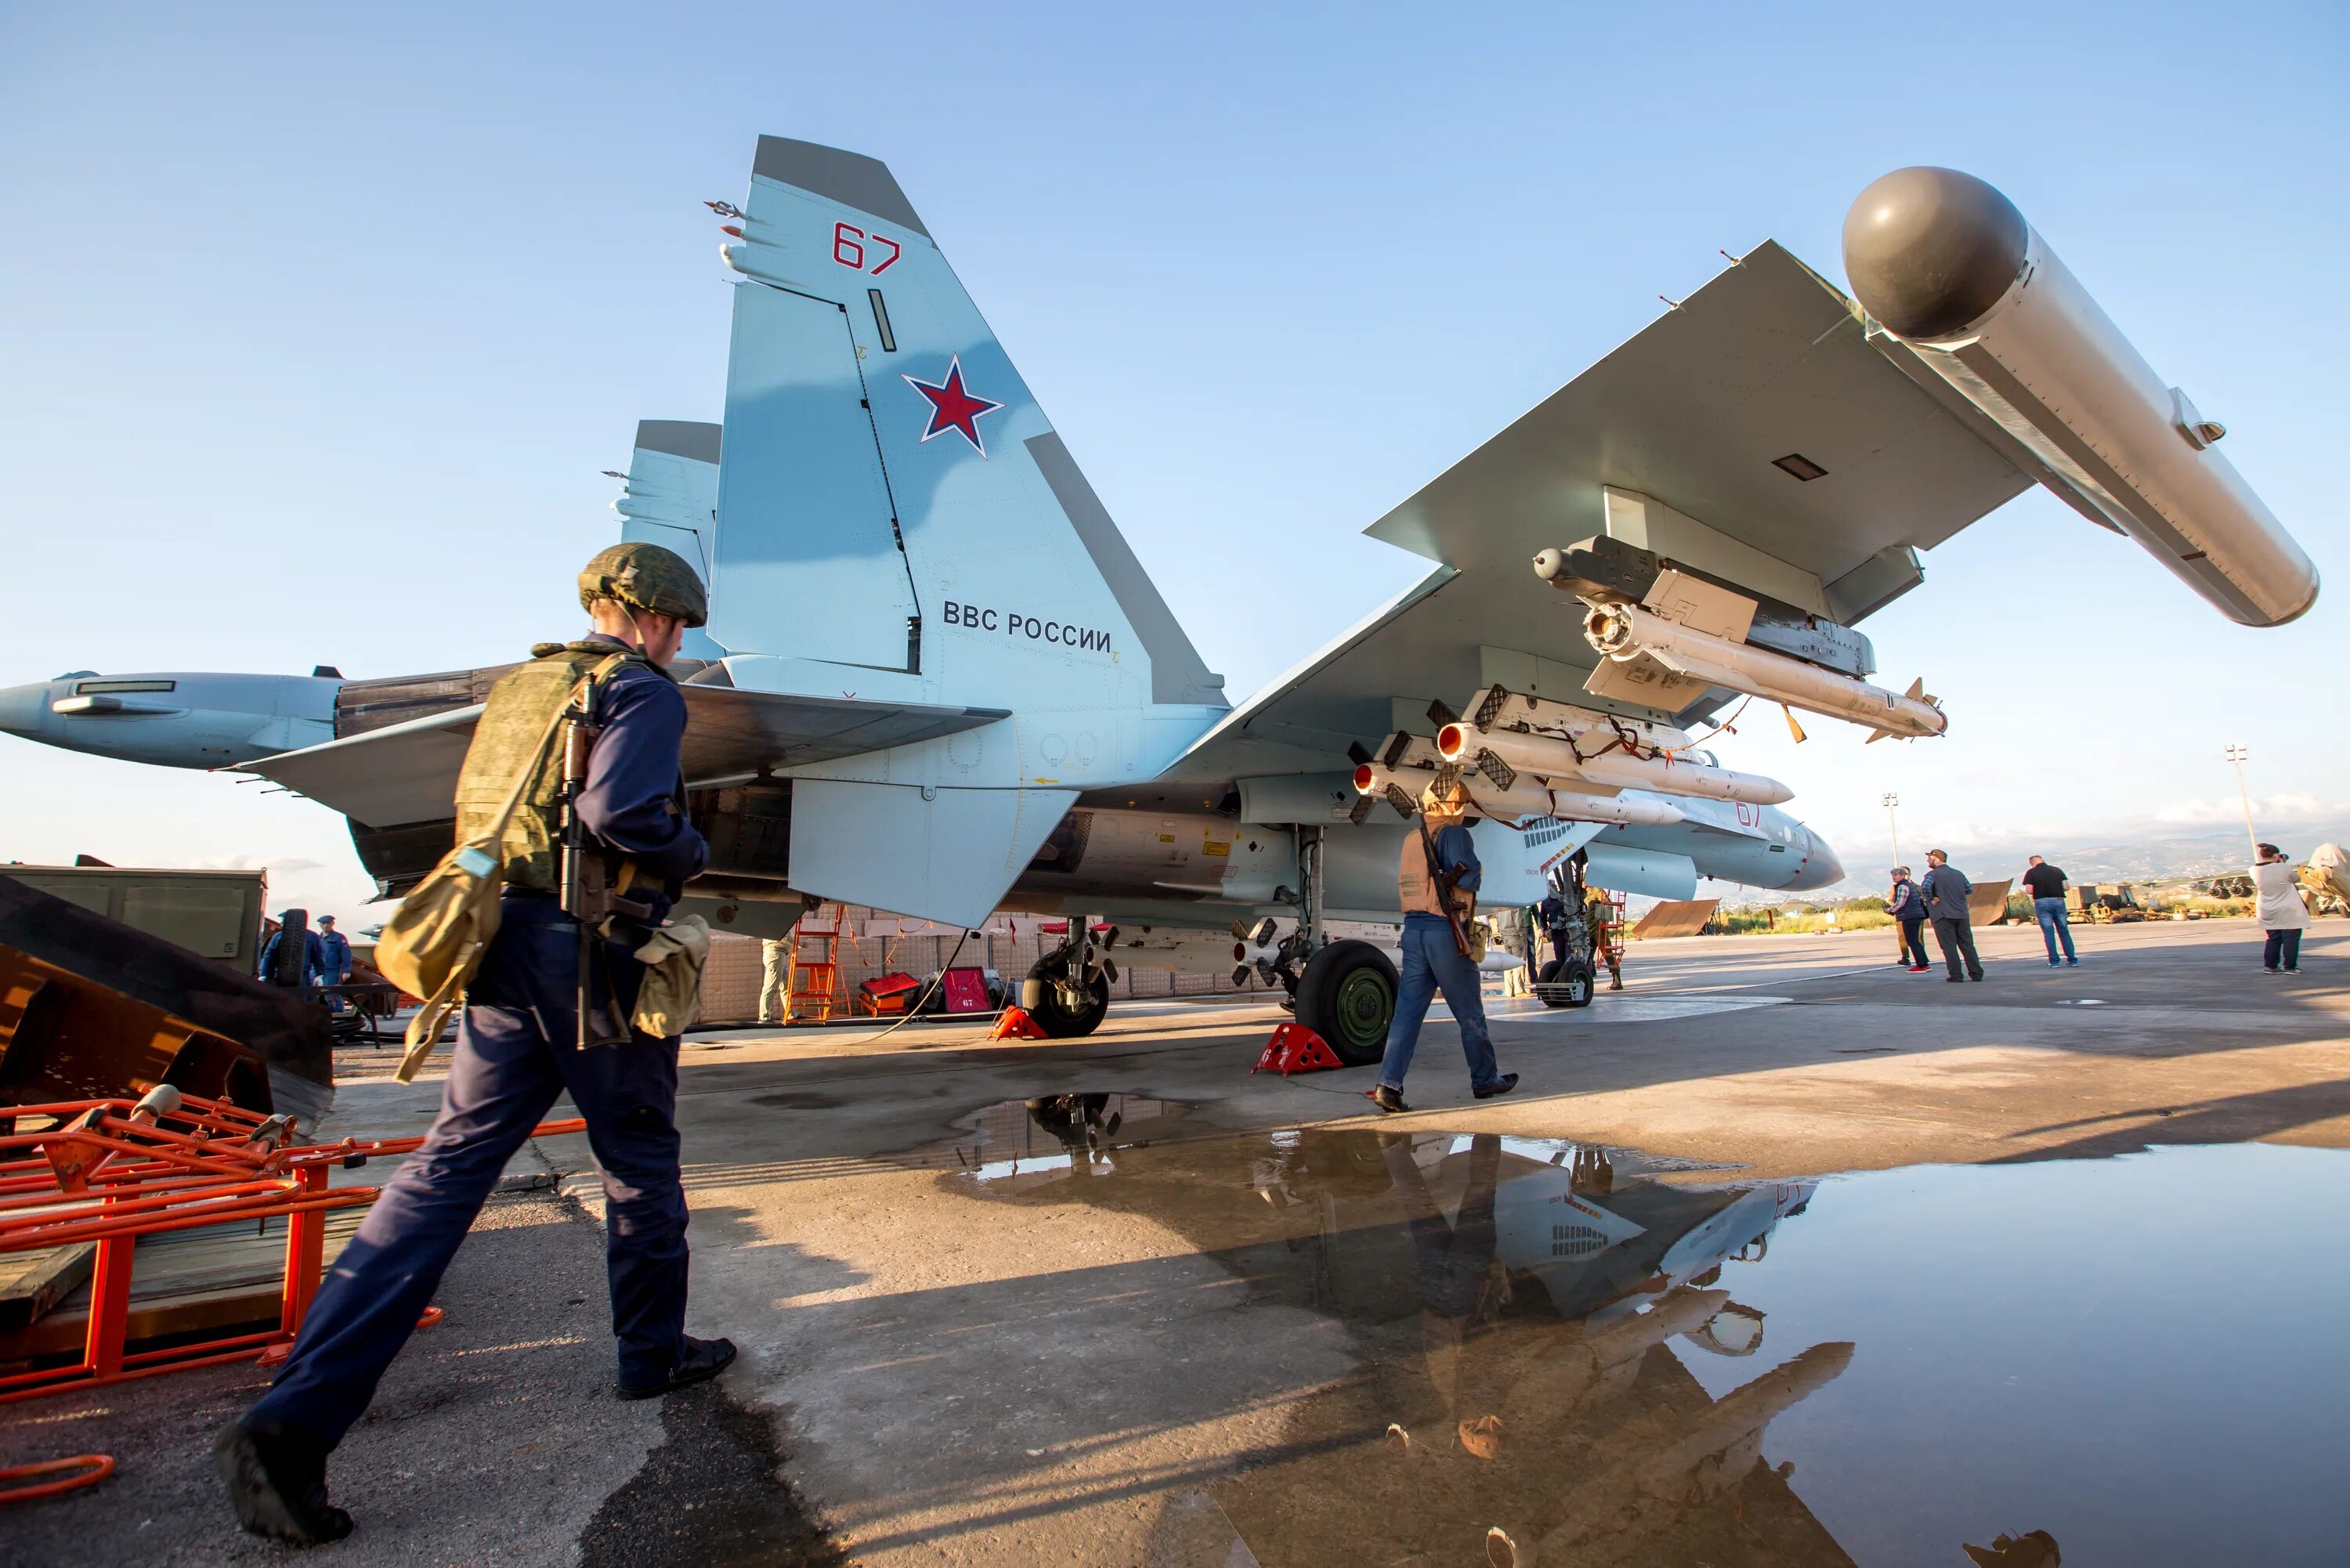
[784,922,844,1024]
[0,1092,583,1405]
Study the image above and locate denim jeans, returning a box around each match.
[2264,929,2303,970]
[1898,919,1929,966]
[1378,916,1501,1091]
[2034,897,2077,962]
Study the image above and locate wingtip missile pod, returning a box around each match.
[1844,166,2319,629]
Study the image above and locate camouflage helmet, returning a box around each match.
[577,542,708,628]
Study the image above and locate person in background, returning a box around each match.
[1919,850,1984,983]
[1537,877,1571,970]
[1885,867,1929,971]
[314,915,354,1011]
[2019,855,2078,968]
[258,916,325,989]
[759,935,791,1024]
[2253,843,2308,974]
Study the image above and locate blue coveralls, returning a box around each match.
[259,927,327,984]
[315,928,353,1010]
[248,635,710,1445]
[1377,823,1502,1093]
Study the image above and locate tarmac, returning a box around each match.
[5,915,2345,1565]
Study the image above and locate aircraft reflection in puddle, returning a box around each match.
[948,1103,2058,1568]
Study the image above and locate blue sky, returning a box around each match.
[2,2,2344,917]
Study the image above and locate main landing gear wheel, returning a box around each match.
[1292,939,1398,1067]
[1536,957,1596,1010]
[1021,959,1111,1039]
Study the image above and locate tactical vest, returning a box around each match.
[452,641,655,894]
[1398,833,1448,917]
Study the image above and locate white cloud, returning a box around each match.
[2152,793,2346,825]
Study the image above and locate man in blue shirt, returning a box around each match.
[1372,779,1517,1112]
[313,915,353,1010]
[258,916,326,988]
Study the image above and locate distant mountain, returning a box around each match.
[1764,816,2350,904]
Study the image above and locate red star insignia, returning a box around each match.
[902,355,1004,457]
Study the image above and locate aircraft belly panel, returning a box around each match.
[1013,810,1292,905]
[1582,843,1699,901]
[786,781,1076,927]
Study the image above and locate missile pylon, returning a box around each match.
[1582,601,1947,742]
[1435,721,1795,806]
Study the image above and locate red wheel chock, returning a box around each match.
[987,1006,1052,1041]
[1252,1023,1347,1075]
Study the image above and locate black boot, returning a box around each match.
[617,1335,739,1400]
[215,1418,352,1545]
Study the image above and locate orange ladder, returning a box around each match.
[784,917,844,1024]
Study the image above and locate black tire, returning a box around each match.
[1023,959,1110,1038]
[1293,939,1398,1067]
[1535,956,1596,1009]
[270,909,311,988]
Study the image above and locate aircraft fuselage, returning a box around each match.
[0,671,337,771]
[0,667,1842,931]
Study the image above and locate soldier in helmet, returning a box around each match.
[218,544,727,1545]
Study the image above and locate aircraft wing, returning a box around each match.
[1166,240,2031,787]
[245,685,1008,828]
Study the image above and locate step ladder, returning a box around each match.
[784,917,845,1024]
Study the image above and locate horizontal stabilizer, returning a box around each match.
[244,684,1007,828]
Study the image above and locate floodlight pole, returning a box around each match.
[2224,743,2256,857]
[1882,793,1900,867]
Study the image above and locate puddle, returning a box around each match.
[888,1092,1202,1178]
[931,1116,2350,1566]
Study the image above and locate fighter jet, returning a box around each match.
[1,143,2313,1059]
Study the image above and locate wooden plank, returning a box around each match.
[0,1211,367,1364]
[0,1242,95,1332]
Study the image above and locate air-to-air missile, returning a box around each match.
[1579,597,1947,743]
[1434,718,1793,806]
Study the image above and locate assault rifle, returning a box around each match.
[558,674,657,1048]
[1414,816,1482,961]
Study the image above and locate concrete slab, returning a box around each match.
[4,916,2343,1563]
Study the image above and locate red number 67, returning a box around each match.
[833,222,901,274]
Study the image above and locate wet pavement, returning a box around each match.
[929,1117,2350,1566]
[8,919,2349,1564]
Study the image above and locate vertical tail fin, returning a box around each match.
[615,419,725,663]
[708,136,1224,710]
